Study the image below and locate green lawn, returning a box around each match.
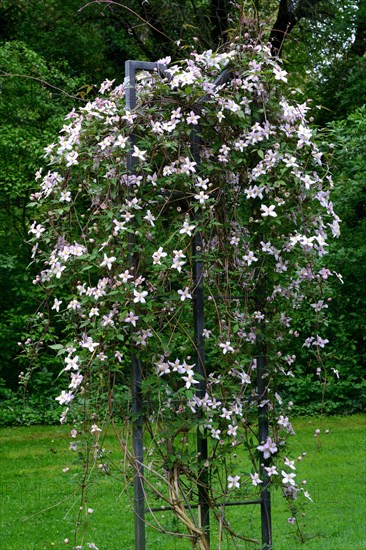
[1,415,365,549]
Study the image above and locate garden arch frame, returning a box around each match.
[125,59,272,550]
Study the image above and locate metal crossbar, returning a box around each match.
[125,59,272,550]
[149,499,262,513]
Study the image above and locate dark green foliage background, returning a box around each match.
[0,0,364,424]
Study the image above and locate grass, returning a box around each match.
[0,414,365,549]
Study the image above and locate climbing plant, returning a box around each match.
[25,37,340,548]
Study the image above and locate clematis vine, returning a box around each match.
[25,37,340,548]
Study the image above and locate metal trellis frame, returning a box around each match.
[125,59,272,550]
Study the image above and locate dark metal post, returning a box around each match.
[130,354,145,550]
[190,68,233,541]
[257,353,272,549]
[191,125,210,543]
[256,268,272,549]
[126,60,157,550]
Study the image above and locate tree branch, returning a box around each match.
[79,0,174,44]
[269,0,323,56]
[210,0,231,46]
